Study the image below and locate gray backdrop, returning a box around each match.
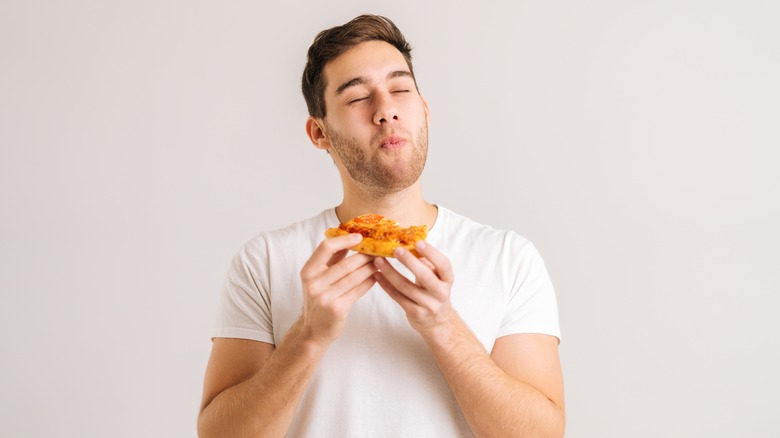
[1,1,778,437]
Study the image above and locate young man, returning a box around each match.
[198,15,564,437]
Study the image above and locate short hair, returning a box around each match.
[301,14,415,118]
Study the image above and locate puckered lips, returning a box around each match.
[379,134,406,150]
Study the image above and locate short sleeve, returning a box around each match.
[496,239,561,342]
[213,235,276,344]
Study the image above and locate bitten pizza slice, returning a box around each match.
[324,213,427,257]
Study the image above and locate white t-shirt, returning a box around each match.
[215,206,560,437]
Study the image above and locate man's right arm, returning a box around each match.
[197,324,326,437]
[197,234,376,438]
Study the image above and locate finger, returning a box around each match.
[330,261,378,299]
[303,234,363,275]
[374,257,433,306]
[419,257,436,271]
[410,240,454,284]
[392,246,444,292]
[373,271,416,311]
[325,248,349,268]
[339,274,376,306]
[320,252,375,286]
[415,258,435,287]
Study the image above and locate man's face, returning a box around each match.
[317,40,430,195]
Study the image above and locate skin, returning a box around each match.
[198,39,564,437]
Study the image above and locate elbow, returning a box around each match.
[197,404,216,438]
[527,398,565,438]
[196,412,208,438]
[550,401,566,438]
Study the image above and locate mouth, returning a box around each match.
[380,135,406,150]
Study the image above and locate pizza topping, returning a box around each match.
[337,214,426,244]
[325,213,428,257]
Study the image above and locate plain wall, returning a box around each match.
[1,1,778,436]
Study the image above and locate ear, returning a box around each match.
[305,117,330,150]
[421,96,431,128]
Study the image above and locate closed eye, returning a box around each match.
[348,97,369,104]
[392,90,411,94]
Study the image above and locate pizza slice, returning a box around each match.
[324,213,428,257]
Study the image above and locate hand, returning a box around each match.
[373,240,455,338]
[299,234,377,345]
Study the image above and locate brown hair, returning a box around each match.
[301,14,415,118]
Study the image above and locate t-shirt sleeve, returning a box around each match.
[496,237,561,342]
[213,235,275,344]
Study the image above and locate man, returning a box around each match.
[198,14,564,437]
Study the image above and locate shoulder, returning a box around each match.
[435,206,537,258]
[232,208,338,262]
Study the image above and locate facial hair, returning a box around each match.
[324,123,428,195]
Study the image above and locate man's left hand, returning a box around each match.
[373,240,455,338]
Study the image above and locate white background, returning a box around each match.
[1,1,778,437]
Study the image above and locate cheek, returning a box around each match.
[407,101,428,123]
[329,111,370,135]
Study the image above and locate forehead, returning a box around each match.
[323,40,411,95]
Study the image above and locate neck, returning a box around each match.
[336,181,437,229]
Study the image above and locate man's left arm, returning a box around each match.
[373,242,565,438]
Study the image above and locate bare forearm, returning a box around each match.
[424,317,565,438]
[198,320,325,438]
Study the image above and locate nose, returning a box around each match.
[373,93,399,125]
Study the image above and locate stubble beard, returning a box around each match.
[325,123,428,196]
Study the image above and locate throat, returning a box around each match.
[335,193,437,230]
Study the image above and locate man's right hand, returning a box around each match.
[199,233,376,438]
[299,233,377,345]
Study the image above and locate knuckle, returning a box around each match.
[418,270,436,284]
[318,238,336,253]
[410,307,427,321]
[308,279,327,295]
[302,267,324,284]
[314,293,331,308]
[321,236,344,251]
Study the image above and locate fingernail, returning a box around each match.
[374,257,384,267]
[416,240,426,250]
[351,233,363,241]
[394,246,405,257]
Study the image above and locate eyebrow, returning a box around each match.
[335,70,413,96]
